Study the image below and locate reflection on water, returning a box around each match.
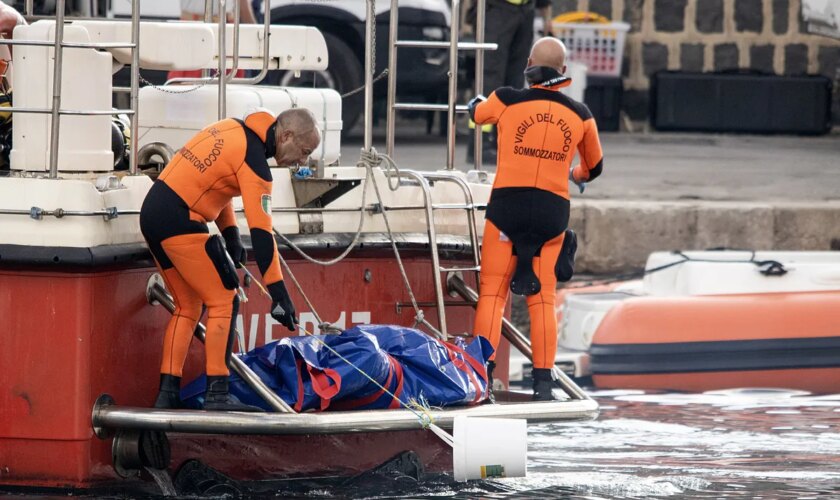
[509,388,840,499]
[10,389,840,499]
[270,388,840,499]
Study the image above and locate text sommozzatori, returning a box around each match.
[512,112,574,162]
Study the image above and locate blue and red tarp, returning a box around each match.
[182,324,493,412]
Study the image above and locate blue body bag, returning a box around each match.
[182,324,493,412]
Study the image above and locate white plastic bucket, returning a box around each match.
[452,416,527,481]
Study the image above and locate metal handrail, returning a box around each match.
[3,107,133,115]
[166,2,272,87]
[393,41,496,50]
[445,0,460,171]
[47,0,66,178]
[128,0,139,174]
[225,0,240,83]
[473,0,487,170]
[363,0,375,151]
[218,0,227,119]
[93,397,599,435]
[386,169,449,339]
[385,0,399,156]
[420,172,482,270]
[0,40,136,49]
[0,199,486,219]
[230,1,272,85]
[0,208,137,218]
[392,103,468,112]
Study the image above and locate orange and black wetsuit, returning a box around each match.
[139,111,284,378]
[472,78,603,369]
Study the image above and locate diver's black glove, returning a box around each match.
[221,226,247,267]
[467,94,486,122]
[268,280,297,331]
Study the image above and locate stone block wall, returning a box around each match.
[552,0,840,124]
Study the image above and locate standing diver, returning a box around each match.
[469,37,604,401]
[140,108,321,411]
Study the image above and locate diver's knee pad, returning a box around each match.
[555,229,577,283]
[205,235,240,290]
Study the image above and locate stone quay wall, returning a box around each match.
[551,0,840,124]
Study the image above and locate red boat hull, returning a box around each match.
[0,251,508,488]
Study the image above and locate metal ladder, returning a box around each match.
[376,0,494,339]
[385,0,496,169]
[383,168,483,340]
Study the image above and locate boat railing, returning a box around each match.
[163,0,275,110]
[7,0,268,180]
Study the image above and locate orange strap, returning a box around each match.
[443,341,488,405]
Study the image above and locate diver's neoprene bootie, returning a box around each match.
[153,374,182,409]
[532,368,558,401]
[203,376,264,412]
[484,360,497,404]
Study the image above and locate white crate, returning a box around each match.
[552,21,630,77]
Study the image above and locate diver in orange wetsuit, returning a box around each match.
[469,37,603,401]
[140,108,320,411]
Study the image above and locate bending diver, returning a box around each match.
[140,108,321,411]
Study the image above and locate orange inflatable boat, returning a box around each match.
[556,251,840,393]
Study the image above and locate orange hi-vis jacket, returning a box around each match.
[157,111,284,286]
[473,78,603,199]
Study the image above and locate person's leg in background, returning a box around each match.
[525,231,565,401]
[474,220,516,398]
[504,4,535,89]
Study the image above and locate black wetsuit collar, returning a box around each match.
[524,65,572,89]
[264,123,277,159]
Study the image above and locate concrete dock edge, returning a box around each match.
[571,200,840,273]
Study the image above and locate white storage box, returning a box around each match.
[11,21,114,172]
[138,84,342,166]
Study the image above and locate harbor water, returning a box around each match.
[7,389,840,499]
[292,388,840,499]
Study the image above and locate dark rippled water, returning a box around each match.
[12,388,840,499]
[346,388,840,499]
[516,388,840,499]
